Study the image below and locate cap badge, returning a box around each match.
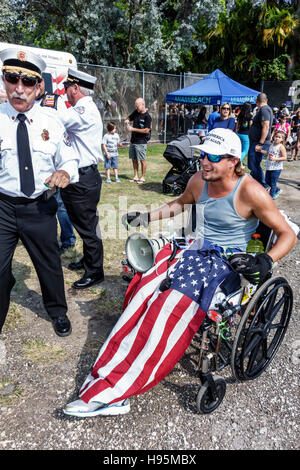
[17,51,27,62]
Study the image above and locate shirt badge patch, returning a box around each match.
[63,132,71,147]
[75,106,85,114]
[41,129,50,141]
[43,95,55,106]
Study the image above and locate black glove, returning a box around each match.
[122,212,150,229]
[228,252,273,285]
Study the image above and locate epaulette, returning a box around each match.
[40,93,60,110]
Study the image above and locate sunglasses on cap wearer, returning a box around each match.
[200,152,233,163]
[3,72,39,88]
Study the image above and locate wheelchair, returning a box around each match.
[194,221,294,414]
[121,215,296,415]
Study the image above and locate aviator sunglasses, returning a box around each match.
[200,152,231,163]
[3,72,38,88]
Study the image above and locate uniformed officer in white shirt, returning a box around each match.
[58,69,105,290]
[0,48,79,337]
[36,78,77,252]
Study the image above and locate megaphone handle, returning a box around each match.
[169,241,179,264]
[159,241,179,292]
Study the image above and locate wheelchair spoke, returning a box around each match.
[245,339,265,374]
[243,331,262,357]
[262,337,268,358]
[268,295,286,322]
[270,322,285,330]
[261,288,278,321]
[231,277,293,381]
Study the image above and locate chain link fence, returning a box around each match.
[78,63,184,143]
[78,62,300,144]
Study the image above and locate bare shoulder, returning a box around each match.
[186,171,205,202]
[239,175,287,230]
[239,174,269,204]
[176,171,204,206]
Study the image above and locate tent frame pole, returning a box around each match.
[164,103,167,144]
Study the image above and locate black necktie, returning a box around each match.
[17,113,35,197]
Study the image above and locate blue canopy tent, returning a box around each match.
[163,69,260,142]
[166,69,260,106]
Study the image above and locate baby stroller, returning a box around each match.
[162,135,202,196]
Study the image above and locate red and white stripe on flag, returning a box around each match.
[52,74,72,107]
[79,243,206,405]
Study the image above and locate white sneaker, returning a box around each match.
[63,398,130,417]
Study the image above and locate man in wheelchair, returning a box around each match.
[63,128,297,418]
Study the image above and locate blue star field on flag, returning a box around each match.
[169,239,234,311]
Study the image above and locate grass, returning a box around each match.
[22,338,67,363]
[100,143,171,206]
[98,143,175,271]
[0,380,22,406]
[4,303,24,330]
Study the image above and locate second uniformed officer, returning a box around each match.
[59,69,105,289]
[0,48,79,336]
[36,78,77,252]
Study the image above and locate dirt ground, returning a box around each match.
[0,161,299,453]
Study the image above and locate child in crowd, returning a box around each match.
[102,122,123,182]
[261,130,287,200]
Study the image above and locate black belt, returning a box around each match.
[0,191,46,204]
[79,164,97,175]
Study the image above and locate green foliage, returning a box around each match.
[197,0,299,83]
[249,54,292,81]
[0,0,298,82]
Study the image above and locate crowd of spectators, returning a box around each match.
[165,100,300,161]
[161,98,299,202]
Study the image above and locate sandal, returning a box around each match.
[130,178,139,183]
[137,179,145,184]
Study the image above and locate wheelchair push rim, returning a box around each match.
[231,276,293,381]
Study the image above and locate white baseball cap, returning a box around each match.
[192,128,242,159]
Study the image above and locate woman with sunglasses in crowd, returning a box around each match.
[236,102,253,162]
[212,102,236,131]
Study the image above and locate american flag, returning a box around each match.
[79,239,233,405]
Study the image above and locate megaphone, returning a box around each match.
[125,232,169,273]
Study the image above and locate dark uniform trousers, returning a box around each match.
[61,165,104,278]
[0,194,68,333]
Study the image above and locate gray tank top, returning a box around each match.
[196,175,258,251]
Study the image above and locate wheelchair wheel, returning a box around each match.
[231,276,293,381]
[196,375,226,414]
